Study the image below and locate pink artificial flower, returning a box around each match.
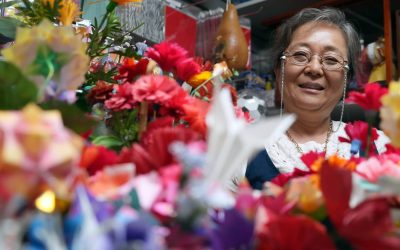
[356,153,400,182]
[144,42,188,72]
[105,83,136,111]
[130,75,183,104]
[346,82,388,111]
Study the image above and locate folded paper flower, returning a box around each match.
[0,104,83,200]
[380,81,400,147]
[2,19,89,102]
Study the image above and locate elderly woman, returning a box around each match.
[243,7,389,190]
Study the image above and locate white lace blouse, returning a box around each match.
[266,121,390,173]
[230,121,390,189]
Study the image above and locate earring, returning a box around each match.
[333,70,348,132]
[279,55,286,117]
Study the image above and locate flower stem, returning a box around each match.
[364,110,377,158]
[98,1,117,31]
[138,101,148,140]
[37,59,55,102]
[365,124,372,158]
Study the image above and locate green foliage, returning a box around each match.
[107,109,140,147]
[86,10,143,60]
[92,135,125,150]
[16,0,61,26]
[0,16,22,39]
[86,11,124,59]
[85,65,118,87]
[39,100,98,134]
[89,109,140,151]
[0,61,38,109]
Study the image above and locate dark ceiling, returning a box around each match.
[184,0,400,54]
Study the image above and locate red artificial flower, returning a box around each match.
[259,193,296,217]
[104,83,136,111]
[193,56,213,71]
[270,168,311,187]
[79,145,119,176]
[175,58,201,82]
[130,75,183,104]
[339,121,379,155]
[300,151,325,170]
[384,144,400,154]
[257,215,336,250]
[115,58,149,83]
[181,97,210,136]
[139,116,175,145]
[346,82,388,111]
[144,42,188,72]
[86,81,114,104]
[320,162,400,249]
[157,87,191,117]
[118,127,202,174]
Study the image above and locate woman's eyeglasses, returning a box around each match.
[283,50,348,71]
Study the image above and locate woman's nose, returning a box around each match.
[304,56,323,76]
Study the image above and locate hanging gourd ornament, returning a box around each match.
[214,1,249,71]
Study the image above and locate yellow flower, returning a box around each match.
[187,71,212,88]
[286,177,324,213]
[59,0,81,26]
[380,81,400,147]
[2,19,89,99]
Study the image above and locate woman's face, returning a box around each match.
[277,21,348,117]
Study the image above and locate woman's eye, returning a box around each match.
[323,56,340,65]
[292,52,309,62]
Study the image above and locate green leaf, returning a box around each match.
[39,100,98,134]
[0,61,38,109]
[0,16,22,39]
[92,135,125,149]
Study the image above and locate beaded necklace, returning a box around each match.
[285,120,333,155]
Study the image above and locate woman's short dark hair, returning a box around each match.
[272,7,360,80]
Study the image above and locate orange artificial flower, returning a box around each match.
[326,155,358,171]
[187,71,212,88]
[59,0,81,26]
